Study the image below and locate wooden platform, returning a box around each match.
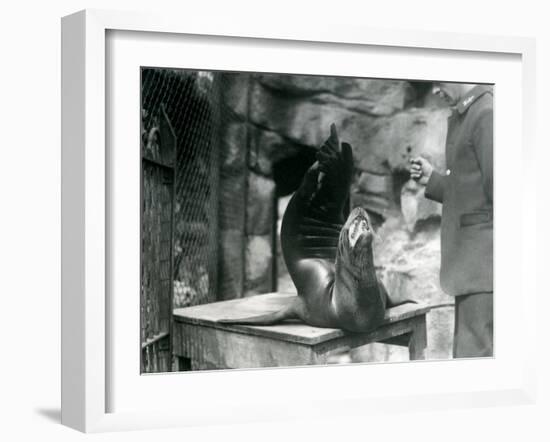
[173,292,432,370]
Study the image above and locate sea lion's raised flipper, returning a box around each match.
[217,299,300,326]
[312,126,354,220]
[281,124,353,296]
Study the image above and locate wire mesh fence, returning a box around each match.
[140,68,246,372]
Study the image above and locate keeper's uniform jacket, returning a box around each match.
[425,85,493,296]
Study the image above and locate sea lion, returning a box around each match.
[219,124,409,332]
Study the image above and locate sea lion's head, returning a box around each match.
[337,207,374,272]
[334,206,385,331]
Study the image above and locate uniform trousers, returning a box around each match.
[453,291,493,358]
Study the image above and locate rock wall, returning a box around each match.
[218,73,250,299]
[142,69,220,311]
[219,73,279,298]
[218,72,455,360]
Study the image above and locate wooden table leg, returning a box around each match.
[408,316,427,360]
[176,356,192,371]
[313,346,353,365]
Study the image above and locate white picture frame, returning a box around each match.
[61,9,537,433]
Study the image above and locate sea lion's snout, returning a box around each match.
[347,208,372,249]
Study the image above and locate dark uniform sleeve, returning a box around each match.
[425,170,446,203]
[472,108,493,204]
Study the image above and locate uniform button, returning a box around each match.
[446,169,451,176]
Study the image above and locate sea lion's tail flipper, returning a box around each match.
[387,298,418,308]
[380,282,417,309]
[217,302,298,326]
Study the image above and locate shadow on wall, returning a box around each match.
[273,146,317,198]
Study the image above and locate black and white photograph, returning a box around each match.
[3,0,548,439]
[140,68,493,373]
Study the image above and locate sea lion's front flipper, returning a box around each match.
[217,299,300,326]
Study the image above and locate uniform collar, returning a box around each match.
[456,84,493,115]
